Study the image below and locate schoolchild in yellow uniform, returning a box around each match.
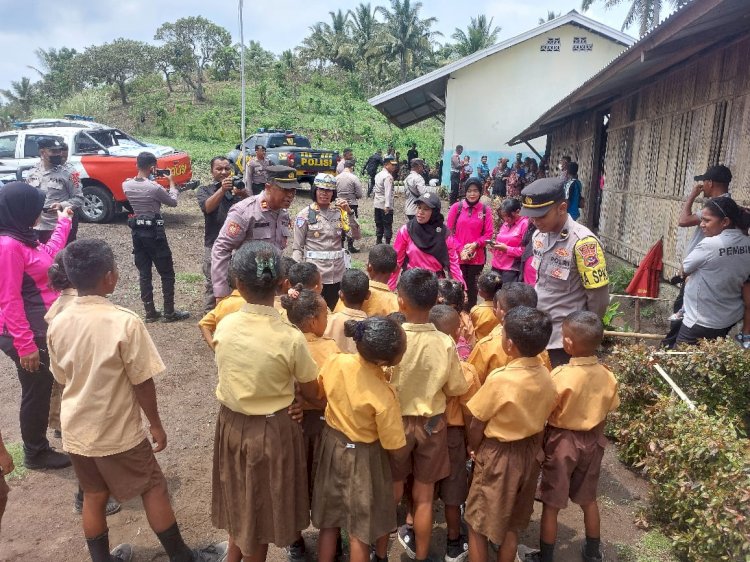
[198,287,245,349]
[334,244,400,316]
[469,271,502,340]
[273,256,297,314]
[211,241,321,562]
[312,316,408,562]
[535,311,619,562]
[47,239,226,562]
[467,282,551,384]
[389,268,470,562]
[287,261,322,293]
[429,304,481,562]
[324,269,369,353]
[465,307,558,562]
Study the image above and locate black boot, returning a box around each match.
[24,446,71,470]
[162,303,190,323]
[347,239,360,253]
[144,302,162,323]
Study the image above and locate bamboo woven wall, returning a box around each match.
[548,35,750,278]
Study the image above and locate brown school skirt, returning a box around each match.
[465,433,544,545]
[69,439,167,503]
[539,423,607,509]
[389,414,450,484]
[438,426,469,506]
[212,405,309,551]
[312,425,396,544]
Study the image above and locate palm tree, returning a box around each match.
[299,10,356,71]
[538,11,561,24]
[451,14,501,57]
[581,0,692,37]
[0,77,35,115]
[377,0,441,83]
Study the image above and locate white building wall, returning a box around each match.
[441,24,627,185]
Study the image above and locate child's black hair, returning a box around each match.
[340,269,370,305]
[288,262,321,289]
[344,316,406,365]
[397,268,439,310]
[494,281,538,310]
[231,240,282,298]
[563,310,604,349]
[388,311,406,325]
[438,279,465,312]
[280,256,296,280]
[281,285,325,329]
[428,304,460,336]
[48,250,73,291]
[62,239,115,292]
[477,271,503,299]
[368,244,398,274]
[503,306,552,357]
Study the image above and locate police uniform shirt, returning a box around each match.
[27,164,84,230]
[211,191,291,298]
[404,171,427,217]
[334,170,364,206]
[373,169,394,210]
[531,215,610,349]
[292,204,361,285]
[196,183,244,247]
[245,156,272,186]
[122,178,178,218]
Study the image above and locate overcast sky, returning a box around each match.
[0,0,644,93]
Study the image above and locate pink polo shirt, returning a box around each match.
[389,225,466,290]
[446,201,494,266]
[490,216,530,271]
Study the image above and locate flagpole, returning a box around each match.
[238,0,246,171]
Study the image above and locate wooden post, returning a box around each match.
[634,298,641,333]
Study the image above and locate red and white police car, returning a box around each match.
[0,116,197,223]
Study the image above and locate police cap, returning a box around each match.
[267,165,300,189]
[37,137,65,150]
[519,177,566,217]
[410,158,425,168]
[415,191,441,212]
[383,155,397,164]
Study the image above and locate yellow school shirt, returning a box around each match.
[445,362,481,427]
[44,288,78,323]
[468,324,552,384]
[547,356,620,431]
[333,280,399,317]
[199,290,245,333]
[390,323,469,416]
[47,296,166,457]
[273,294,288,320]
[301,333,342,410]
[467,356,557,442]
[321,353,406,449]
[469,302,498,341]
[214,303,318,416]
[324,307,368,353]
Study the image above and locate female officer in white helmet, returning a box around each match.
[293,173,361,310]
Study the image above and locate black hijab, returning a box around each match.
[407,206,451,273]
[0,182,45,247]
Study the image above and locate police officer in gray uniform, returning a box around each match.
[122,152,190,323]
[212,165,298,302]
[27,138,84,243]
[520,177,610,367]
[293,173,361,310]
[245,144,273,195]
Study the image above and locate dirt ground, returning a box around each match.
[0,188,652,561]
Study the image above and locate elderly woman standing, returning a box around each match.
[0,182,73,470]
[389,192,464,290]
[293,174,361,310]
[446,178,493,310]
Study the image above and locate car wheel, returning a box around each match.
[81,184,114,223]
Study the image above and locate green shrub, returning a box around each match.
[609,265,636,294]
[607,342,750,561]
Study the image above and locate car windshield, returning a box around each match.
[75,129,146,153]
[266,134,311,149]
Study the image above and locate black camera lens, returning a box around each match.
[232,176,245,189]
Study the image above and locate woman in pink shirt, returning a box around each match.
[389,192,464,290]
[0,182,73,470]
[446,178,493,309]
[488,198,530,284]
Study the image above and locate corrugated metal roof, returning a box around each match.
[368,10,636,128]
[509,0,750,144]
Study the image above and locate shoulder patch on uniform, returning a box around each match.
[575,236,608,289]
[296,216,307,228]
[226,221,242,238]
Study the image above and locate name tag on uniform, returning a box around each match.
[255,222,270,228]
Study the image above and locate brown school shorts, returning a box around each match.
[0,474,8,501]
[69,439,167,503]
[438,426,469,506]
[389,414,450,484]
[539,423,607,510]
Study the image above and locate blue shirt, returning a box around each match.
[566,179,582,220]
[477,163,490,180]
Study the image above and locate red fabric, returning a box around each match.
[625,239,663,298]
